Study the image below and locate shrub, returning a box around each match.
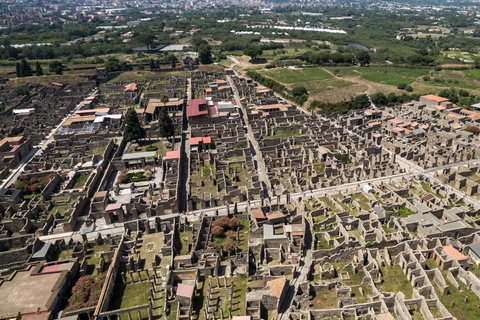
[397,83,407,90]
[423,76,430,81]
[434,65,442,72]
[405,85,413,92]
[145,145,158,151]
[466,125,480,134]
[212,225,224,236]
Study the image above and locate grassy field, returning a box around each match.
[436,276,480,320]
[328,66,430,86]
[376,265,413,298]
[302,78,353,92]
[261,67,332,84]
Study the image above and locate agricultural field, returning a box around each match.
[260,67,332,84]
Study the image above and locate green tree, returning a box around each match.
[14,86,30,96]
[198,44,212,64]
[49,61,63,75]
[16,59,32,77]
[35,61,43,76]
[158,105,174,138]
[291,86,308,97]
[357,51,371,66]
[243,44,263,60]
[370,92,388,106]
[149,58,155,70]
[168,53,178,68]
[138,32,155,53]
[124,108,146,142]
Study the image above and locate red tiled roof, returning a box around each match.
[422,194,435,202]
[388,119,403,125]
[266,277,286,298]
[176,284,195,298]
[267,212,285,220]
[421,94,449,103]
[106,203,122,211]
[187,98,208,117]
[41,265,61,273]
[75,108,110,114]
[190,137,212,145]
[124,83,138,92]
[251,210,266,220]
[443,245,467,261]
[165,150,180,160]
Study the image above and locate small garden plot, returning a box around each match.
[118,170,151,183]
[376,265,413,298]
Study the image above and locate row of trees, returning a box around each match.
[309,94,371,114]
[301,50,371,66]
[15,59,63,77]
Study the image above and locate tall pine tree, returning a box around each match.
[158,106,174,138]
[124,108,146,142]
[35,61,43,76]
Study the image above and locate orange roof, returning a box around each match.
[443,245,467,261]
[205,88,213,93]
[461,109,476,115]
[124,83,138,92]
[447,113,458,118]
[267,212,285,220]
[266,277,287,298]
[190,137,212,145]
[421,94,449,103]
[388,119,403,125]
[62,115,96,126]
[435,105,446,111]
[251,210,266,220]
[75,108,110,115]
[165,150,180,160]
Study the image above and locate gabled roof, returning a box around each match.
[165,150,180,160]
[421,94,449,103]
[443,245,467,261]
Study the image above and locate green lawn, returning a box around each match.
[398,206,416,218]
[262,67,332,84]
[72,173,89,189]
[109,281,151,320]
[436,277,480,320]
[238,219,250,251]
[465,68,480,81]
[376,265,413,298]
[303,78,353,92]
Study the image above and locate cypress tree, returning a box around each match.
[35,61,43,76]
[124,108,146,142]
[158,106,174,138]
